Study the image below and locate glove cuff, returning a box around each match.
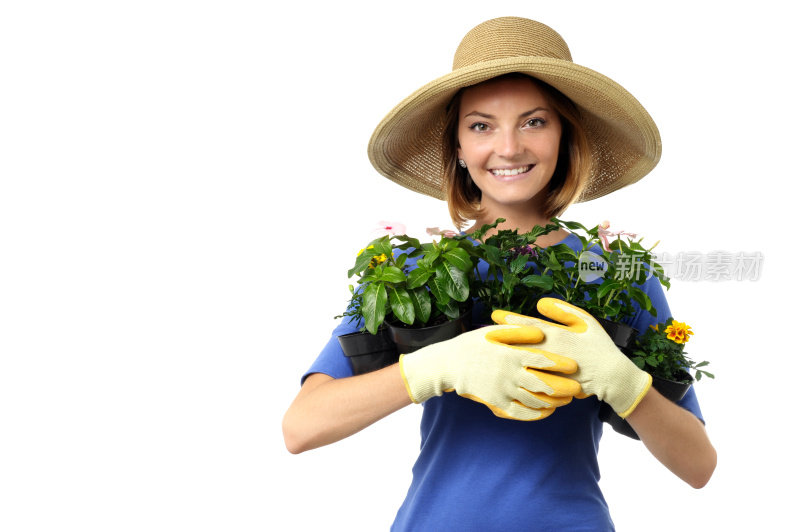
[611,363,653,418]
[618,371,652,418]
[398,352,446,404]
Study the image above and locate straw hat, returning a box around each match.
[367,17,661,202]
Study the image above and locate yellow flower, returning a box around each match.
[357,246,388,268]
[665,321,693,344]
[357,245,375,257]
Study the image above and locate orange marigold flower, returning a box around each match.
[665,321,693,344]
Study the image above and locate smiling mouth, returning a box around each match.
[490,165,533,177]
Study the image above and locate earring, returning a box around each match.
[458,159,467,168]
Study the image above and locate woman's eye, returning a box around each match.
[526,118,546,127]
[469,122,489,132]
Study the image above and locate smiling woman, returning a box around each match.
[446,73,592,234]
[283,16,715,531]
[457,77,564,222]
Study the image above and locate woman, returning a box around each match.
[283,17,715,530]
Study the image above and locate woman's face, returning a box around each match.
[457,77,562,213]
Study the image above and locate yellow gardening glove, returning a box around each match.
[492,298,652,418]
[399,325,581,421]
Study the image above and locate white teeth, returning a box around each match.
[491,165,532,176]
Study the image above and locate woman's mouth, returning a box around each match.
[490,165,534,179]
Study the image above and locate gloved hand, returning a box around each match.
[399,325,581,421]
[492,298,652,418]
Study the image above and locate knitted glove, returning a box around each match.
[399,325,581,421]
[492,298,652,418]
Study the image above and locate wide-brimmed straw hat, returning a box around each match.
[367,17,661,202]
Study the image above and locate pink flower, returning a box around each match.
[597,221,637,252]
[376,221,406,236]
[426,227,458,238]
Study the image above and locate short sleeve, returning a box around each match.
[621,269,671,334]
[301,318,359,385]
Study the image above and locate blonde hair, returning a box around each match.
[443,74,592,229]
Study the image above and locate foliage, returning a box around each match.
[465,218,561,320]
[464,217,671,322]
[629,319,714,383]
[545,218,670,321]
[337,219,712,385]
[339,232,477,334]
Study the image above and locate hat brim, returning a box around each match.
[368,56,661,202]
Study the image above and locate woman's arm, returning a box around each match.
[282,364,412,454]
[626,387,717,488]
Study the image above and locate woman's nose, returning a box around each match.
[494,129,523,158]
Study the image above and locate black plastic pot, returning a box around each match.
[387,306,473,354]
[596,317,638,350]
[338,327,398,375]
[599,370,693,440]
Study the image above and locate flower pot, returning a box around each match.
[338,327,399,375]
[596,317,638,350]
[599,370,693,440]
[388,306,473,354]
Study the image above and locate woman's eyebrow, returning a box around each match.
[462,107,550,119]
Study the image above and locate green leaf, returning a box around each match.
[388,286,415,325]
[371,240,393,257]
[481,244,501,264]
[629,286,653,312]
[429,275,451,305]
[423,247,441,264]
[440,239,457,252]
[380,266,406,284]
[362,282,387,335]
[597,279,622,299]
[558,219,591,232]
[502,274,519,292]
[348,251,375,278]
[394,235,421,250]
[436,298,461,320]
[409,287,431,324]
[510,253,528,274]
[545,250,563,271]
[443,247,472,272]
[520,274,554,290]
[395,253,408,269]
[406,267,432,290]
[435,262,469,302]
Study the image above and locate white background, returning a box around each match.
[1,1,797,530]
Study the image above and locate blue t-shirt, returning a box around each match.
[304,232,704,531]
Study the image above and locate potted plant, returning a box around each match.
[336,244,400,375]
[534,219,715,437]
[462,217,561,324]
[465,217,713,438]
[381,231,477,354]
[336,230,478,373]
[540,218,670,350]
[599,318,714,439]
